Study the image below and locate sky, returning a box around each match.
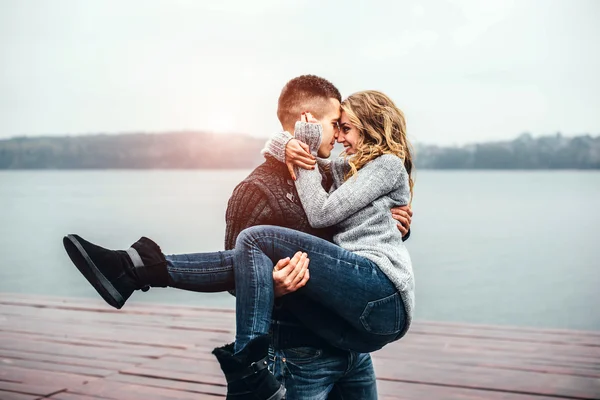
[1,0,599,145]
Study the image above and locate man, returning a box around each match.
[225,75,412,399]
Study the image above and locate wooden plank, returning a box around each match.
[0,381,66,397]
[0,303,236,331]
[0,294,235,318]
[372,341,600,378]
[0,337,167,361]
[0,365,98,389]
[0,357,114,377]
[119,366,225,386]
[66,379,224,400]
[409,323,600,347]
[107,373,226,397]
[42,394,104,400]
[376,380,567,400]
[0,318,200,349]
[372,358,600,399]
[0,348,134,371]
[0,391,41,400]
[375,340,600,365]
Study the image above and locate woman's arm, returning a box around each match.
[263,131,317,180]
[262,131,293,164]
[293,121,407,229]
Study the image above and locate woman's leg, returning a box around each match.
[165,250,236,293]
[232,225,405,353]
[63,235,237,308]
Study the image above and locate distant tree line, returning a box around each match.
[0,132,266,169]
[0,131,598,169]
[415,133,600,169]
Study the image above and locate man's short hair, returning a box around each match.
[277,75,342,129]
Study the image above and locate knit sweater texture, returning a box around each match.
[225,156,334,251]
[265,122,415,337]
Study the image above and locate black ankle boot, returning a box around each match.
[213,335,286,400]
[63,234,170,309]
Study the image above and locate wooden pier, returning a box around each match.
[0,293,598,399]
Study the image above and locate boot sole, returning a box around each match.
[63,235,124,309]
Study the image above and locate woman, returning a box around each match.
[63,90,415,400]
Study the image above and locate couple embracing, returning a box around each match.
[63,75,415,399]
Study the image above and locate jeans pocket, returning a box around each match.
[282,346,323,365]
[360,292,403,335]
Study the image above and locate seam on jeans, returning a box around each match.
[252,233,378,272]
[248,239,261,344]
[168,265,232,273]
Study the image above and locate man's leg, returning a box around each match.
[270,346,346,400]
[328,353,378,400]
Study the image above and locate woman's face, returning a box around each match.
[338,111,361,155]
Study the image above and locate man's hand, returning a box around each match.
[285,139,315,180]
[391,205,413,238]
[273,251,310,297]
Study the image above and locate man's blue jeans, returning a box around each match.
[270,346,377,399]
[165,225,406,353]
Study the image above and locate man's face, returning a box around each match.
[316,98,341,158]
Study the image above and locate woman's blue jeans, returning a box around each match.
[165,225,406,353]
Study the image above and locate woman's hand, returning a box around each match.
[285,111,320,180]
[285,139,316,180]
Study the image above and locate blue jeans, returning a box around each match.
[166,225,406,353]
[269,346,377,400]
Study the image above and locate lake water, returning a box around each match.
[1,170,598,331]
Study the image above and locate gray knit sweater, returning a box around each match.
[264,122,415,338]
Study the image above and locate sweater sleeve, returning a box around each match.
[293,122,407,229]
[261,131,293,164]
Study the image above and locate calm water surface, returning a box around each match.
[0,170,598,331]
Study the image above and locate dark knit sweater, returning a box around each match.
[225,155,334,251]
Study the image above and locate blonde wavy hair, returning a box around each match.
[341,90,414,200]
